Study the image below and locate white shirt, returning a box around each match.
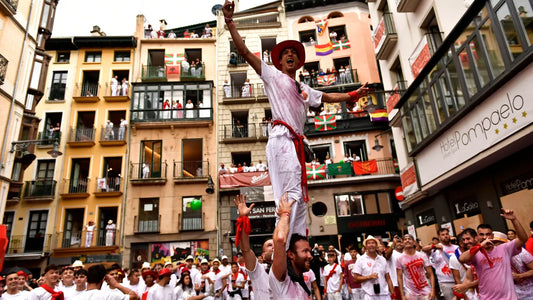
[387,249,402,287]
[256,163,267,171]
[246,259,271,300]
[354,253,391,296]
[303,269,316,293]
[78,289,128,300]
[28,287,54,300]
[59,284,78,300]
[428,244,457,283]
[228,272,245,292]
[268,269,309,299]
[174,285,195,300]
[2,291,29,299]
[323,263,342,293]
[146,283,176,300]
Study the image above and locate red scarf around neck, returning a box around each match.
[41,283,64,300]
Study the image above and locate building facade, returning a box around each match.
[1,0,59,274]
[122,15,218,269]
[368,0,533,242]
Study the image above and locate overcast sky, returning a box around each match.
[52,0,273,37]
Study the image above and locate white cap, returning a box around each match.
[141,262,151,269]
[185,255,194,261]
[71,260,84,268]
[200,259,208,264]
[221,255,228,260]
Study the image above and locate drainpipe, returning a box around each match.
[0,0,35,171]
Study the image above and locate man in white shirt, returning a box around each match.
[180,255,200,288]
[72,269,88,297]
[140,270,157,299]
[146,268,175,300]
[78,264,138,300]
[256,160,267,172]
[219,256,232,275]
[29,264,62,300]
[209,259,228,299]
[323,251,343,300]
[123,269,142,297]
[218,164,227,174]
[3,271,27,299]
[421,228,458,300]
[196,259,214,299]
[384,234,404,298]
[449,228,478,300]
[59,267,77,299]
[227,262,245,300]
[354,236,395,299]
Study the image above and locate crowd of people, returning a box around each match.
[299,66,355,87]
[218,160,268,174]
[144,24,213,39]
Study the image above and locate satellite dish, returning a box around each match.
[212,4,223,15]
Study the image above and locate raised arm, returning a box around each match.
[321,83,370,111]
[222,0,262,75]
[501,208,529,248]
[272,193,295,282]
[233,194,257,270]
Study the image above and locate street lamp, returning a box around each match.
[10,139,63,163]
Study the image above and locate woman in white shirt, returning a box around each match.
[174,273,202,300]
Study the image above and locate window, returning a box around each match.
[182,197,202,231]
[49,71,67,100]
[229,40,246,65]
[335,194,364,216]
[42,112,61,142]
[148,49,165,66]
[299,30,317,46]
[3,212,14,245]
[138,198,159,233]
[421,11,443,54]
[101,157,122,191]
[75,111,95,141]
[97,207,118,246]
[231,152,251,167]
[229,72,248,98]
[62,208,84,248]
[298,16,314,23]
[81,70,100,96]
[182,139,203,177]
[231,111,249,138]
[141,141,162,178]
[327,11,344,19]
[335,192,392,216]
[69,158,90,193]
[114,51,131,62]
[36,160,55,179]
[328,25,347,42]
[25,211,48,252]
[57,52,70,63]
[344,140,368,161]
[85,51,101,63]
[261,37,276,59]
[310,144,332,164]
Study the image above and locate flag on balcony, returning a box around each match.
[332,39,351,51]
[315,42,333,56]
[165,53,184,65]
[166,64,181,75]
[314,115,336,131]
[317,74,336,86]
[353,160,378,175]
[328,163,352,176]
[316,18,328,36]
[307,164,326,180]
[369,109,389,122]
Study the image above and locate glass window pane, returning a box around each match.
[471,36,491,86]
[496,3,523,60]
[481,18,505,77]
[445,63,466,110]
[336,195,351,216]
[378,193,392,214]
[422,91,437,133]
[411,107,423,143]
[350,195,364,215]
[416,101,429,138]
[364,194,378,214]
[458,48,478,98]
[401,108,415,152]
[513,0,533,46]
[432,80,446,123]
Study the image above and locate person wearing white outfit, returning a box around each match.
[354,235,394,300]
[323,251,343,300]
[85,221,96,247]
[111,76,119,96]
[105,220,116,246]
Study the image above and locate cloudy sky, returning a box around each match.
[52,0,273,37]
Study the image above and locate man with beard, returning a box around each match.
[421,228,458,300]
[269,193,312,298]
[384,235,403,299]
[396,235,435,300]
[460,209,529,300]
[354,236,394,299]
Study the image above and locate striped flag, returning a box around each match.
[332,39,351,51]
[317,74,336,86]
[315,18,328,36]
[307,164,326,180]
[315,42,333,56]
[314,115,336,131]
[369,109,388,122]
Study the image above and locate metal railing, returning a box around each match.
[62,178,90,194]
[37,131,61,145]
[180,62,205,80]
[173,160,209,179]
[6,234,52,254]
[179,212,204,231]
[105,82,130,97]
[0,53,7,85]
[23,180,57,197]
[134,215,161,233]
[56,230,87,248]
[222,83,267,98]
[234,12,279,25]
[228,53,247,66]
[49,83,66,100]
[96,228,120,247]
[68,127,95,142]
[95,177,123,192]
[99,126,127,141]
[73,82,101,97]
[222,123,258,139]
[130,162,167,180]
[142,65,167,81]
[130,107,212,122]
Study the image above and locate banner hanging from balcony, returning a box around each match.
[369,109,389,122]
[166,65,180,75]
[314,114,336,131]
[219,171,271,189]
[0,225,8,271]
[165,53,185,65]
[307,164,326,180]
[317,74,336,86]
[409,36,430,78]
[353,160,378,175]
[315,18,328,36]
[386,84,401,114]
[328,162,352,176]
[315,42,333,56]
[332,39,351,51]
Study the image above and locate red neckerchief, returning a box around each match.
[214,269,220,275]
[201,270,210,275]
[142,291,148,300]
[239,270,248,280]
[235,216,251,247]
[469,243,493,268]
[40,284,64,300]
[272,120,309,202]
[325,263,338,281]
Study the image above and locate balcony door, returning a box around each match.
[182,139,202,178]
[25,210,48,252]
[81,70,99,96]
[97,207,118,246]
[34,160,56,196]
[69,158,90,193]
[75,111,95,141]
[344,140,368,161]
[62,208,84,248]
[141,141,162,178]
[138,198,159,233]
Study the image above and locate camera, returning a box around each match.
[373,283,381,294]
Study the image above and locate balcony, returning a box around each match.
[180,62,205,81]
[386,80,408,113]
[228,52,248,67]
[179,212,204,231]
[0,53,8,85]
[221,83,268,104]
[60,178,90,199]
[134,215,161,233]
[173,160,209,183]
[72,83,101,102]
[395,0,420,12]
[232,12,280,29]
[94,177,123,197]
[303,110,390,137]
[130,107,213,126]
[48,83,66,101]
[22,180,56,201]
[67,127,96,147]
[0,0,18,15]
[103,82,131,102]
[53,229,121,253]
[36,131,61,148]
[6,234,52,257]
[130,162,167,185]
[141,65,167,81]
[408,33,442,78]
[373,13,398,60]
[221,123,270,143]
[99,126,127,146]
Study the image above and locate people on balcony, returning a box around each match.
[229,163,238,173]
[173,100,183,118]
[345,65,353,83]
[144,24,153,38]
[223,80,232,97]
[257,160,268,171]
[261,117,269,137]
[105,120,115,140]
[182,59,190,74]
[185,100,194,118]
[142,163,150,179]
[47,124,55,140]
[190,30,199,38]
[121,78,128,96]
[338,66,346,85]
[248,162,257,172]
[111,75,119,96]
[105,220,116,246]
[167,30,176,38]
[302,68,310,85]
[157,27,165,38]
[118,118,127,140]
[162,99,171,119]
[233,120,245,137]
[263,49,270,63]
[330,30,338,42]
[229,52,238,66]
[85,220,95,247]
[183,29,190,38]
[241,79,251,97]
[204,24,212,37]
[219,163,227,174]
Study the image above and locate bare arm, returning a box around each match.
[271,193,295,282]
[397,269,405,300]
[106,275,140,300]
[513,260,533,281]
[321,83,369,110]
[353,272,378,283]
[222,0,262,75]
[337,273,344,293]
[385,273,394,298]
[501,208,529,248]
[311,280,322,300]
[425,266,435,300]
[233,194,257,270]
[452,268,461,284]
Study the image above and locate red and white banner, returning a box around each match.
[400,162,418,197]
[386,83,401,114]
[373,18,386,53]
[409,35,431,78]
[219,171,271,189]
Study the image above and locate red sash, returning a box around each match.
[40,284,64,300]
[272,119,309,202]
[325,263,338,281]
